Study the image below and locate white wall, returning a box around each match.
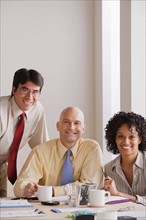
[1,0,95,196]
[131,0,146,116]
[1,0,95,139]
[120,0,146,115]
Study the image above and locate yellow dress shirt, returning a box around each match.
[14,138,104,197]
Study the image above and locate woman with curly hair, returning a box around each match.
[104,111,146,205]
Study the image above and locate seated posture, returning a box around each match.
[14,107,104,198]
[104,111,146,205]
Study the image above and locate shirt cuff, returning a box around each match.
[136,195,146,206]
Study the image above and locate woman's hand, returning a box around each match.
[104,176,119,196]
[104,176,137,202]
[23,182,38,198]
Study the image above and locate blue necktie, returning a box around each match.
[61,150,73,185]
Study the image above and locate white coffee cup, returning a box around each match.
[89,189,110,207]
[96,210,117,220]
[37,185,52,202]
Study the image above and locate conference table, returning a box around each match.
[0,197,146,220]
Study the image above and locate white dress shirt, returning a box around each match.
[0,96,49,164]
[105,151,146,205]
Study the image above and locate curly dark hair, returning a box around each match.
[105,111,146,154]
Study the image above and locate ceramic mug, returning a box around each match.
[37,185,52,202]
[89,189,110,207]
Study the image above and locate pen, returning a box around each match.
[51,208,62,213]
[35,209,45,214]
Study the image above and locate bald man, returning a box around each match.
[14,107,104,198]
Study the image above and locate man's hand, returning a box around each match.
[23,182,38,198]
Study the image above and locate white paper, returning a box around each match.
[117,211,146,218]
[52,207,92,213]
[105,196,131,203]
[1,210,45,218]
[0,199,32,208]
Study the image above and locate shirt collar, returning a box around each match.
[57,139,79,159]
[111,151,144,169]
[135,151,145,169]
[111,155,121,169]
[11,97,25,119]
[11,96,34,120]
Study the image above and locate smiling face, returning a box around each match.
[12,81,41,111]
[56,107,85,149]
[115,124,141,158]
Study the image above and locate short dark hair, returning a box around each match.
[105,111,146,154]
[11,68,44,95]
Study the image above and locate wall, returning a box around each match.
[1,0,95,196]
[1,0,95,139]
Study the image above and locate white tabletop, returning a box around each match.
[0,199,146,219]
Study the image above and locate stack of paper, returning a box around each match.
[0,199,32,208]
[1,210,45,218]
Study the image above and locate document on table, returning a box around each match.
[117,211,146,218]
[0,199,32,208]
[1,210,45,218]
[51,207,92,213]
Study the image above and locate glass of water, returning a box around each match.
[65,182,81,207]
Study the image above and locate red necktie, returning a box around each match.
[8,113,25,184]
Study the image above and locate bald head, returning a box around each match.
[59,107,85,124]
[57,107,85,148]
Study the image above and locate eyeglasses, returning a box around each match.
[118,206,135,212]
[19,87,40,97]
